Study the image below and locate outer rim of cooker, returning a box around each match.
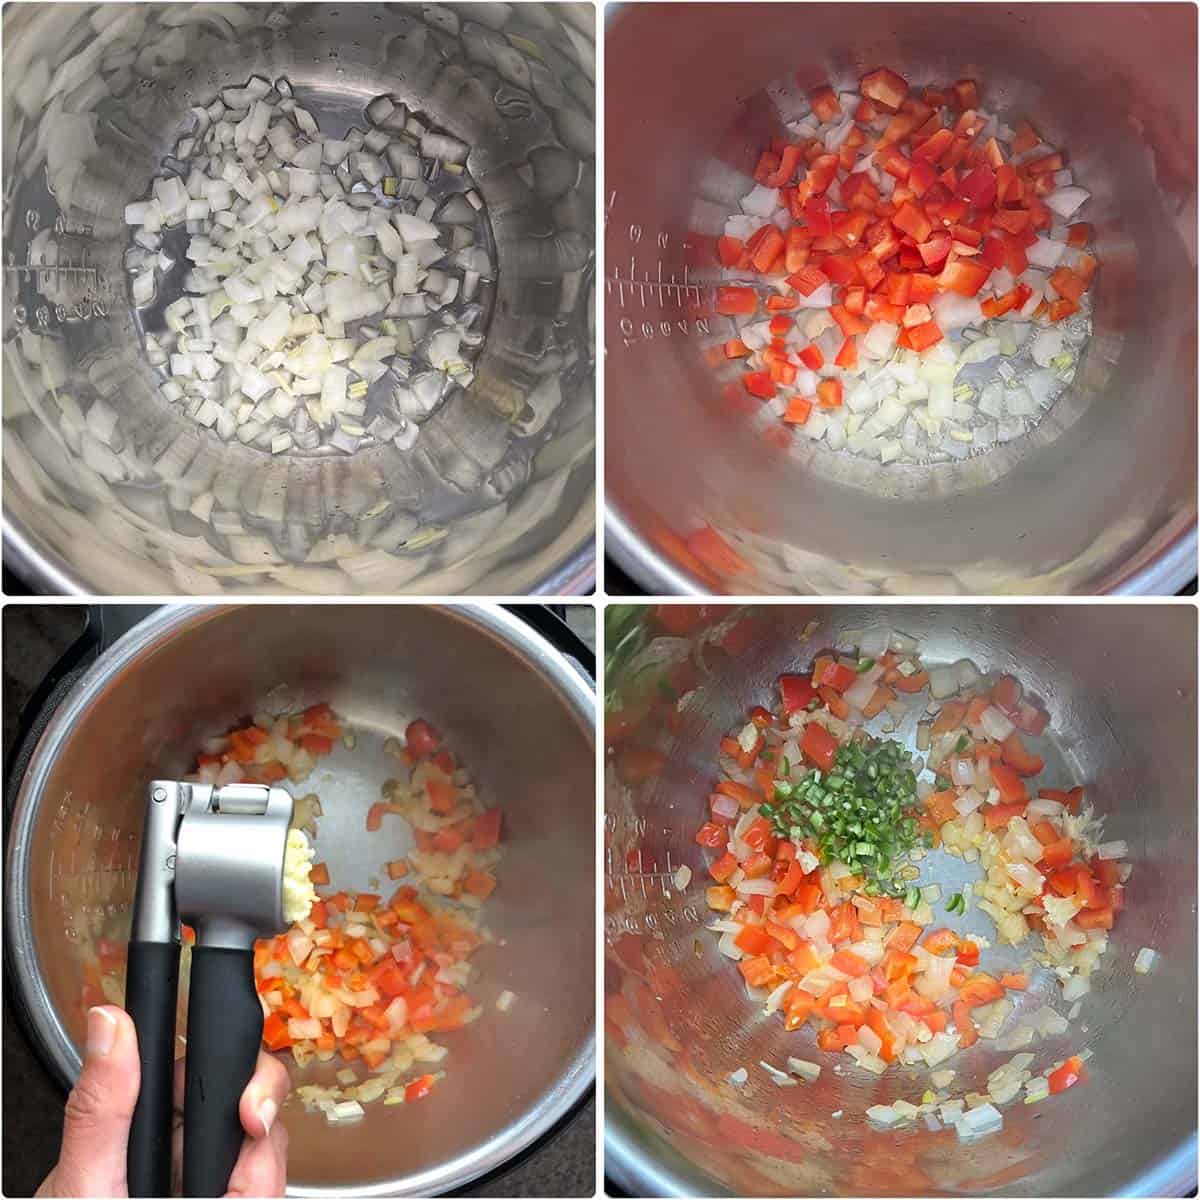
[603,1109,1200,1200]
[604,501,1199,597]
[4,602,597,1198]
[1,514,597,597]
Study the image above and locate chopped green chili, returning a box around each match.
[946,891,966,915]
[763,736,921,893]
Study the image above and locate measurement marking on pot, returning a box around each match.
[605,188,714,347]
[604,844,705,936]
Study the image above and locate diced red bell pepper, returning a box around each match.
[723,338,750,359]
[906,158,937,197]
[831,209,870,247]
[1049,297,1079,322]
[783,395,814,425]
[905,320,943,351]
[809,85,841,124]
[717,236,744,267]
[885,273,912,305]
[780,674,818,712]
[784,226,810,272]
[917,231,952,267]
[1074,905,1114,931]
[805,195,833,237]
[263,1012,292,1051]
[959,971,1006,1007]
[914,128,954,162]
[990,762,1028,803]
[855,97,877,123]
[1050,266,1087,303]
[993,208,1031,234]
[907,272,940,302]
[865,296,904,324]
[841,171,880,210]
[751,226,785,273]
[892,202,933,243]
[788,265,828,296]
[855,252,885,289]
[821,254,860,286]
[980,237,1008,270]
[717,286,757,316]
[743,371,775,400]
[800,722,839,772]
[1068,223,1093,248]
[763,144,804,188]
[939,259,991,296]
[835,337,858,369]
[1048,1055,1086,1094]
[861,66,909,112]
[830,304,870,336]
[879,146,912,180]
[956,164,997,210]
[770,358,797,386]
[1039,837,1074,869]
[798,344,824,370]
[817,378,843,409]
[923,928,961,955]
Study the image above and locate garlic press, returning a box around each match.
[126,780,297,1198]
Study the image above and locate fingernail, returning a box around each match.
[258,1098,277,1136]
[87,1007,118,1058]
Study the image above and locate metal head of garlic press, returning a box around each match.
[127,780,296,1199]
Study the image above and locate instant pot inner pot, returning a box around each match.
[604,4,1196,594]
[605,604,1197,1197]
[3,4,596,594]
[12,605,595,1193]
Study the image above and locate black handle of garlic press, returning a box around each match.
[126,939,181,1198]
[183,945,262,1197]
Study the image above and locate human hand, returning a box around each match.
[36,1005,290,1198]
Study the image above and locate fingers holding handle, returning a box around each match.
[40,1006,142,1198]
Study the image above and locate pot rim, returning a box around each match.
[605,502,1198,596]
[4,602,596,1197]
[1,515,597,597]
[603,1109,1198,1199]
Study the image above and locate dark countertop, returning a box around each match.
[2,605,594,1198]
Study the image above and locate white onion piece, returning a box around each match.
[1026,237,1067,268]
[1045,186,1090,218]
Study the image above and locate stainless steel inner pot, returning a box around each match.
[604,3,1196,595]
[6,604,595,1196]
[2,3,595,595]
[604,604,1197,1196]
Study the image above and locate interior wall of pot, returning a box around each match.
[2,3,595,595]
[605,3,1196,594]
[605,604,1196,1196]
[20,605,594,1189]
